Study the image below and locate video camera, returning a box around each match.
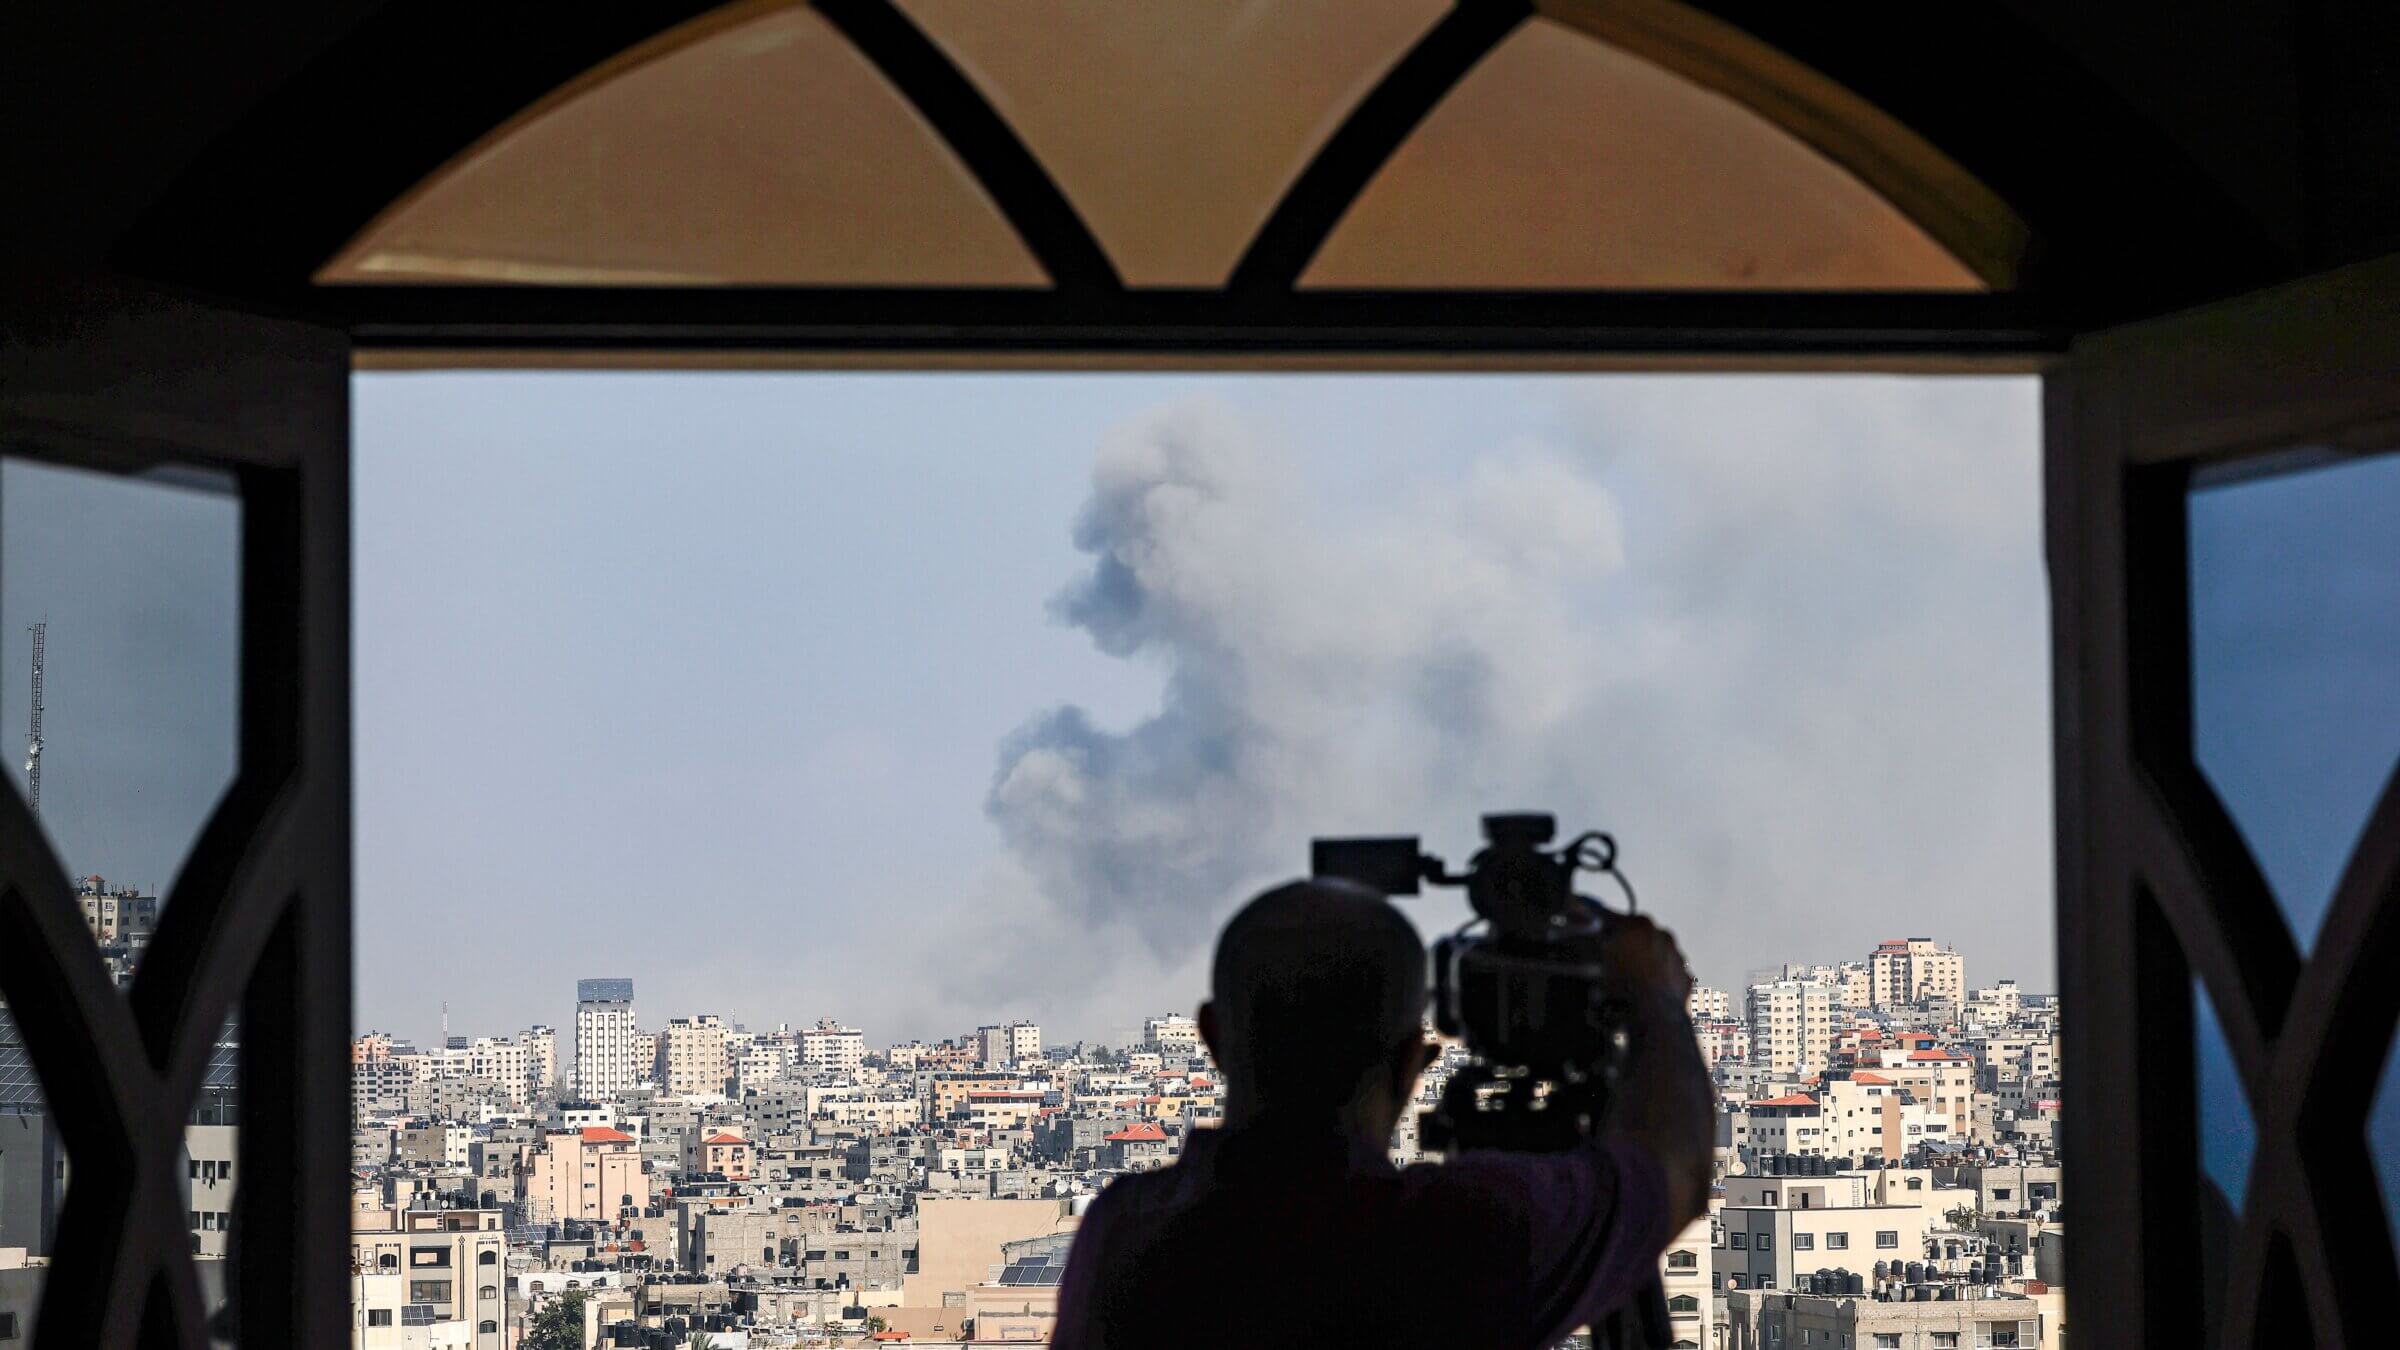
[1313,812,1672,1349]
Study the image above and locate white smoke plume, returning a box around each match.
[979,379,2048,1036]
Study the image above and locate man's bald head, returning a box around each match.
[1206,879,1429,1113]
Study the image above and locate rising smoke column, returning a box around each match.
[984,397,1628,961]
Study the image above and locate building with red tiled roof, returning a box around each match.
[1103,1120,1174,1172]
[529,1124,648,1224]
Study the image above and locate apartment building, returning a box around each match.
[1715,1173,1930,1292]
[76,875,158,948]
[1819,1072,1953,1161]
[1008,1021,1043,1064]
[1696,1018,1750,1067]
[696,1131,754,1181]
[1723,1288,2048,1350]
[799,1019,865,1074]
[1869,938,1966,1015]
[466,1036,531,1112]
[350,1198,507,1349]
[659,1014,730,1097]
[1658,1214,1713,1345]
[1867,1048,1979,1141]
[1142,1014,1199,1056]
[1747,979,1834,1076]
[184,1124,237,1257]
[1687,986,1732,1020]
[524,1126,649,1224]
[573,978,642,1101]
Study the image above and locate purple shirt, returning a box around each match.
[1051,1120,1673,1349]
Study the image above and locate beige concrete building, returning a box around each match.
[1724,1287,2048,1349]
[523,1126,649,1224]
[184,1124,238,1259]
[1820,1072,1955,1162]
[350,1196,506,1349]
[1868,1048,1979,1141]
[902,1197,1076,1308]
[697,1131,754,1180]
[1869,938,1966,1014]
[659,1014,730,1096]
[1142,1014,1199,1056]
[1657,1213,1713,1346]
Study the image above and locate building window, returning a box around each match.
[1666,1250,1698,1270]
[1874,1337,1900,1349]
[1757,1233,1773,1251]
[478,1286,497,1300]
[366,1310,393,1328]
[1826,1233,1849,1250]
[407,1280,451,1303]
[1793,1233,1814,1250]
[480,1321,499,1334]
[1994,1188,2013,1200]
[1932,1336,1959,1348]
[1667,1295,1700,1313]
[1876,1231,1900,1248]
[1758,1275,1775,1289]
[411,1248,452,1267]
[1730,1233,1747,1249]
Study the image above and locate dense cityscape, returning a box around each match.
[0,878,2064,1349]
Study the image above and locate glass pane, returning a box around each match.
[2193,978,2254,1217]
[2189,449,2400,954]
[1301,17,1986,290]
[317,5,1044,286]
[892,0,1450,285]
[0,456,241,990]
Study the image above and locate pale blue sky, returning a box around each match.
[346,373,2053,1048]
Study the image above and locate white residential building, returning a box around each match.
[467,1036,530,1112]
[573,978,641,1101]
[1748,980,1834,1076]
[799,1019,865,1074]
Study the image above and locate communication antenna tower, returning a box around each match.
[25,622,44,819]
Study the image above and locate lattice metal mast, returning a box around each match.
[24,622,43,818]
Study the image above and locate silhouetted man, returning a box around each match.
[1053,878,1713,1349]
